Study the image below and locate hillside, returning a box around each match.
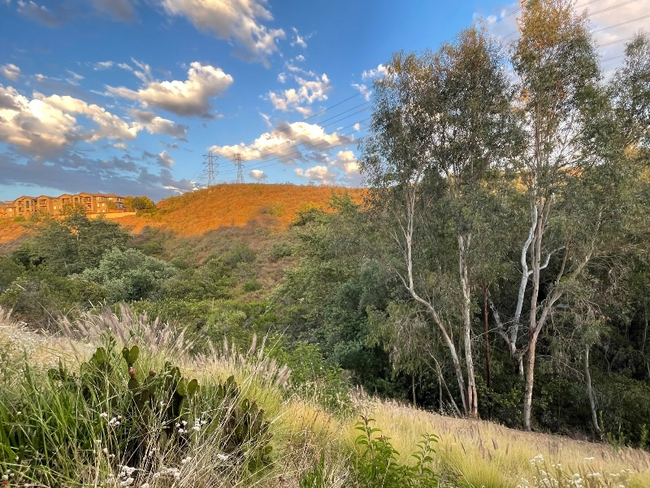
[1,307,649,487]
[0,184,363,252]
[118,184,364,236]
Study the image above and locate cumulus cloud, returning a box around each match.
[295,165,339,185]
[362,64,388,80]
[330,149,360,177]
[107,61,233,117]
[0,86,79,155]
[1,64,21,82]
[130,109,188,140]
[42,93,140,141]
[158,0,285,65]
[268,69,331,116]
[0,85,145,155]
[351,83,371,101]
[156,150,174,167]
[209,120,354,164]
[249,169,267,181]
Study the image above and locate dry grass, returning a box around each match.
[3,307,649,487]
[0,219,32,252]
[349,398,650,487]
[116,184,364,236]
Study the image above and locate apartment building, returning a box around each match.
[0,193,126,218]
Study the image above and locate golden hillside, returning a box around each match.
[117,183,364,236]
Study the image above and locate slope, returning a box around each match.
[118,184,364,236]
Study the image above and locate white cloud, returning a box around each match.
[156,150,174,167]
[40,93,140,141]
[277,72,287,83]
[0,85,78,154]
[249,169,267,181]
[295,165,339,185]
[130,109,188,140]
[209,120,354,163]
[158,0,285,65]
[0,86,145,155]
[65,69,84,85]
[1,64,21,82]
[93,61,115,70]
[268,70,331,116]
[330,149,359,176]
[362,64,387,80]
[351,83,371,101]
[107,61,233,117]
[291,27,308,48]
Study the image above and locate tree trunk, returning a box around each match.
[484,286,491,389]
[459,234,478,419]
[523,333,538,431]
[585,344,603,440]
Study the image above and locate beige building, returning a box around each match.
[0,193,126,218]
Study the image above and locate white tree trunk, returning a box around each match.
[459,234,478,418]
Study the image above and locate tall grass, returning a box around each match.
[1,306,649,487]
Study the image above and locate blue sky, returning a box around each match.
[1,0,647,201]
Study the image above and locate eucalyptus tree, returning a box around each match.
[503,0,630,431]
[361,26,519,418]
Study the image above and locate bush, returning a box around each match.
[81,248,177,302]
[351,416,439,488]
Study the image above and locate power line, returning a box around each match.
[214,104,371,177]
[217,118,370,177]
[501,0,643,40]
[210,99,372,179]
[591,12,650,34]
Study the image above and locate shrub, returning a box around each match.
[352,416,439,488]
[81,248,177,302]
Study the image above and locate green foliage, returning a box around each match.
[222,243,257,267]
[0,257,24,293]
[160,257,234,300]
[124,195,157,214]
[0,269,105,327]
[272,342,352,415]
[352,416,439,488]
[81,248,177,302]
[269,241,294,260]
[0,337,273,485]
[27,211,131,276]
[598,374,650,449]
[203,375,273,472]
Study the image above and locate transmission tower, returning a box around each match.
[202,150,219,187]
[233,152,245,184]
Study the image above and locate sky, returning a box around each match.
[0,0,648,202]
